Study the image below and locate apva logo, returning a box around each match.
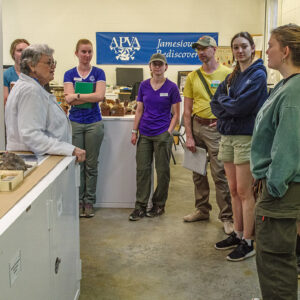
[110,37,141,61]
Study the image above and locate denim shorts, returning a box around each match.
[218,135,252,164]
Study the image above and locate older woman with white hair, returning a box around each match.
[5,44,85,162]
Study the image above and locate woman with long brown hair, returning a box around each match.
[211,32,268,261]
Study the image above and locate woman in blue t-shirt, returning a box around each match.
[129,53,181,221]
[64,39,106,218]
[3,38,30,104]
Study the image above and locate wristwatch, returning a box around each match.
[131,129,138,134]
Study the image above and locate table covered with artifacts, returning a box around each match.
[0,153,81,300]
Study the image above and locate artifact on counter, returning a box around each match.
[127,100,137,115]
[60,103,69,114]
[110,99,125,116]
[0,152,32,171]
[124,101,133,115]
[10,82,16,91]
[51,85,69,115]
[0,170,24,192]
[106,99,115,105]
[100,98,111,116]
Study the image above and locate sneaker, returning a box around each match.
[223,220,234,235]
[215,232,241,250]
[84,203,95,218]
[79,203,85,217]
[129,208,146,221]
[183,209,209,222]
[227,239,256,261]
[146,205,165,218]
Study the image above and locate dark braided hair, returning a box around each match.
[227,32,255,87]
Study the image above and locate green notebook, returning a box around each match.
[74,82,94,109]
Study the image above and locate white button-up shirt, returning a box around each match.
[5,73,75,156]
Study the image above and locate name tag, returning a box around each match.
[160,93,168,97]
[211,80,221,88]
[74,77,82,81]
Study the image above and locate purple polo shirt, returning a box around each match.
[137,78,181,136]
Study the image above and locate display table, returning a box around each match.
[0,156,81,300]
[96,116,137,208]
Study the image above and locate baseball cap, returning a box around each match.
[192,36,217,48]
[149,53,167,64]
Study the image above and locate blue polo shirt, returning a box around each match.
[64,66,106,124]
[4,66,19,92]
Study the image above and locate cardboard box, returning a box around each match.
[0,170,24,192]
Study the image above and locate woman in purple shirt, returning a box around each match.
[129,53,181,221]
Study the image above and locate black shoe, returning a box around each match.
[146,206,165,218]
[129,208,146,221]
[227,239,256,261]
[215,232,241,250]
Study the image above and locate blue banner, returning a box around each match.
[96,32,218,65]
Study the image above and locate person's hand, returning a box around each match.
[131,133,137,145]
[73,147,86,162]
[186,136,196,153]
[209,121,217,128]
[64,93,77,104]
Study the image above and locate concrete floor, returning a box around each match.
[79,150,262,300]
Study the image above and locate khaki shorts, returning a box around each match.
[218,135,252,164]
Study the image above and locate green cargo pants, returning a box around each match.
[255,180,299,300]
[71,121,104,205]
[135,131,173,210]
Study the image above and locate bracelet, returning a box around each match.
[77,93,80,99]
[131,129,138,134]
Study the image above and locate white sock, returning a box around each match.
[243,238,252,246]
[234,230,243,239]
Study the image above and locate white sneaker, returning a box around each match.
[223,221,234,235]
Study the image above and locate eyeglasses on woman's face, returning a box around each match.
[40,58,57,68]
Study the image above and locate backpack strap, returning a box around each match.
[196,69,213,99]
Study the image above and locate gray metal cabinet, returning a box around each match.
[0,157,80,300]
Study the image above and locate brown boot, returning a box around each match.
[183,209,209,222]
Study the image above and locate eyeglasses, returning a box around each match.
[40,59,57,67]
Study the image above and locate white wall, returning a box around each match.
[280,0,300,24]
[2,0,266,86]
[265,0,300,85]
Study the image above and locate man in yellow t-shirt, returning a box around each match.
[183,36,233,234]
